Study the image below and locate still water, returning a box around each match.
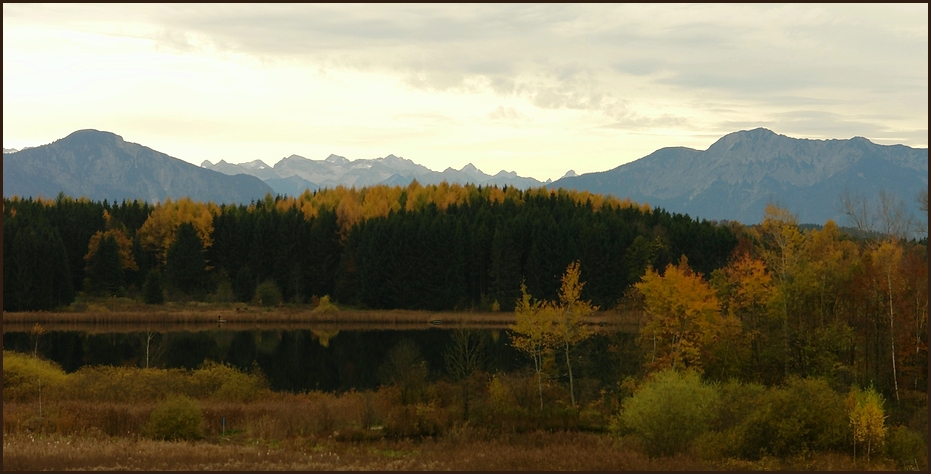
[4,326,639,393]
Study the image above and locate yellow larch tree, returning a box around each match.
[137,197,218,264]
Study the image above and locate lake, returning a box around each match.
[3,323,641,393]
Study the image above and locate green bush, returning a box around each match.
[739,376,847,459]
[67,363,273,404]
[254,280,282,307]
[145,395,204,440]
[617,369,717,457]
[63,366,193,403]
[191,361,269,402]
[885,425,927,470]
[210,280,236,303]
[694,380,768,460]
[2,351,67,402]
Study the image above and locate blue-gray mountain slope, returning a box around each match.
[549,128,928,225]
[2,130,273,204]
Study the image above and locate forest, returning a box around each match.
[2,181,927,469]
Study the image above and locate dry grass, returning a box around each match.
[0,430,701,471]
[3,430,886,471]
[4,397,883,471]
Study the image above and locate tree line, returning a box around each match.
[3,182,927,401]
[2,182,736,312]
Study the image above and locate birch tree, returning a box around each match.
[509,281,555,411]
[551,261,597,408]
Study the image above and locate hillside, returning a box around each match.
[3,130,273,204]
[550,128,928,225]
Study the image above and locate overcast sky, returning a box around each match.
[3,4,927,182]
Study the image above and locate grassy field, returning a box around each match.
[3,428,878,471]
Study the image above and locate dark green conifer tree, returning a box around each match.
[233,266,256,303]
[85,234,124,296]
[165,222,206,295]
[143,269,165,304]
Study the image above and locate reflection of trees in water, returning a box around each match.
[141,330,167,368]
[444,328,488,419]
[311,329,340,348]
[2,328,639,395]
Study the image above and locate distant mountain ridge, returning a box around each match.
[2,130,273,204]
[4,128,926,226]
[201,153,549,195]
[549,128,928,225]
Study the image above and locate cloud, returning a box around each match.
[4,3,927,154]
[488,106,522,121]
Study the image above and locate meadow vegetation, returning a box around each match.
[4,350,925,471]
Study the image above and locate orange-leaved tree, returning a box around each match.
[635,255,724,374]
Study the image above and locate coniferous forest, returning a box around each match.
[3,181,927,469]
[4,183,739,313]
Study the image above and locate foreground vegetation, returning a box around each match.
[3,350,925,470]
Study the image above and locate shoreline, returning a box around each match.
[2,306,643,333]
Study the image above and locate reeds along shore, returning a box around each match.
[2,307,641,333]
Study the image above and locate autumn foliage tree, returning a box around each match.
[847,386,887,463]
[137,197,217,264]
[509,281,556,411]
[635,255,724,374]
[551,261,597,408]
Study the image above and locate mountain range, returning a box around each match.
[200,154,551,195]
[551,128,927,225]
[3,128,927,226]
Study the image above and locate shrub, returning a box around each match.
[254,280,281,307]
[145,395,204,440]
[210,280,236,303]
[694,380,768,460]
[2,351,68,402]
[617,369,717,457]
[739,376,847,459]
[192,361,269,402]
[312,295,340,314]
[885,425,927,470]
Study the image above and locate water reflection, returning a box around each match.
[3,325,639,393]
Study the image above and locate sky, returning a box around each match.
[3,4,928,182]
